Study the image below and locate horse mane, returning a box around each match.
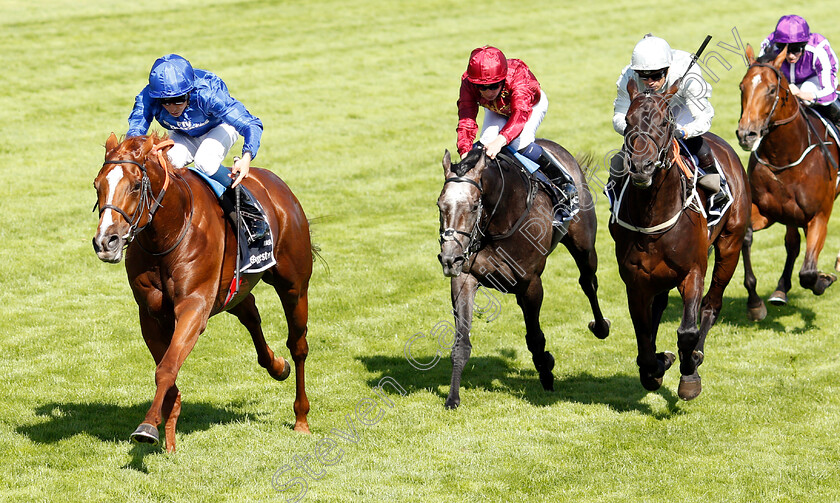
[756,52,776,64]
[453,147,485,176]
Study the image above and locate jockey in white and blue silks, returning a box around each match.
[126,54,267,242]
[758,15,840,129]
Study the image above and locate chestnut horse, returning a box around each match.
[609,79,749,400]
[437,141,611,409]
[92,133,313,452]
[736,45,839,321]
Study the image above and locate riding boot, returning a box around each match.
[693,138,721,194]
[219,187,269,244]
[535,151,579,225]
[815,99,840,133]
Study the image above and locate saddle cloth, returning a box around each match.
[675,140,732,227]
[189,168,276,274]
[501,147,580,224]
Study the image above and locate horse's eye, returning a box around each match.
[767,86,777,95]
[131,181,142,193]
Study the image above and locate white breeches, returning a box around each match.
[166,123,239,176]
[479,90,548,151]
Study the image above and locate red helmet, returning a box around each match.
[466,46,508,84]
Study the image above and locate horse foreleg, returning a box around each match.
[564,237,610,339]
[800,215,837,295]
[628,289,674,391]
[741,226,766,321]
[229,294,291,381]
[699,230,745,354]
[516,278,554,391]
[134,302,208,450]
[445,274,478,409]
[676,270,705,401]
[769,226,801,305]
[278,287,311,433]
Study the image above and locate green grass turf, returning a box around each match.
[1,0,840,501]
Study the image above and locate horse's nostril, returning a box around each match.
[92,237,101,253]
[106,235,120,252]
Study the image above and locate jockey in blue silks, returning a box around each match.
[127,54,268,243]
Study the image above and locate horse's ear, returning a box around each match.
[664,78,681,99]
[105,132,119,153]
[442,149,452,175]
[745,44,756,65]
[141,135,155,156]
[772,45,787,69]
[627,78,639,100]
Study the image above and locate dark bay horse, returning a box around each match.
[92,133,313,452]
[437,140,611,409]
[736,45,840,320]
[609,79,750,400]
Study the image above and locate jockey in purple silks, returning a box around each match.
[759,14,840,129]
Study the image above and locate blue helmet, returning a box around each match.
[148,54,195,99]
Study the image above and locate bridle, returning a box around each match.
[745,62,837,172]
[94,141,193,255]
[439,175,485,262]
[747,62,797,138]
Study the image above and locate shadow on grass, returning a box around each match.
[359,354,683,418]
[17,400,251,472]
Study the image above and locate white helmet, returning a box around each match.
[630,35,672,71]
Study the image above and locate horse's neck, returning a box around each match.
[621,164,684,226]
[139,167,191,248]
[481,165,528,232]
[762,107,811,163]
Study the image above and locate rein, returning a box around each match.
[95,140,194,255]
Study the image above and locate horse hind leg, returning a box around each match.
[229,294,291,381]
[517,278,555,391]
[742,226,767,321]
[277,286,311,433]
[769,226,801,305]
[563,220,610,339]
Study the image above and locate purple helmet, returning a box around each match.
[773,15,810,44]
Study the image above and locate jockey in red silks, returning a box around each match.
[759,14,840,130]
[456,46,577,225]
[127,54,268,243]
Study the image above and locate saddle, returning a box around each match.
[188,168,276,276]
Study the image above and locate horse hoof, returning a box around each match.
[813,273,837,295]
[639,351,676,391]
[444,397,460,410]
[747,301,767,322]
[270,357,291,381]
[678,376,702,401]
[130,423,159,445]
[768,290,787,306]
[589,318,611,339]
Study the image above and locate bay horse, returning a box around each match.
[736,45,839,321]
[92,133,313,452]
[437,140,611,409]
[609,79,750,400]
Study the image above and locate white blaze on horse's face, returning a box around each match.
[751,74,762,88]
[97,166,124,233]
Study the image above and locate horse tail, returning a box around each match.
[573,151,597,177]
[307,217,330,276]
